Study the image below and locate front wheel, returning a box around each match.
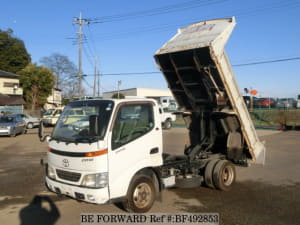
[123,175,155,213]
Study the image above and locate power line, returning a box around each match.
[82,56,300,77]
[88,0,300,42]
[101,72,160,76]
[92,0,227,23]
[232,57,300,67]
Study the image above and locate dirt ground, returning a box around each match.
[0,128,299,225]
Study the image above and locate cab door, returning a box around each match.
[107,102,163,198]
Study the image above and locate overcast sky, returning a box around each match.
[1,0,300,98]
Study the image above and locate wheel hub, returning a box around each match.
[133,182,151,208]
[222,166,234,186]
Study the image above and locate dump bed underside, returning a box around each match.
[155,47,228,111]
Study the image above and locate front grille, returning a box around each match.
[56,169,81,182]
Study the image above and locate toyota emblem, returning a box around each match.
[62,159,69,167]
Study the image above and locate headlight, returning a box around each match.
[81,173,108,188]
[47,166,56,179]
[7,126,11,129]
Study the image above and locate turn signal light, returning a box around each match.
[85,149,108,157]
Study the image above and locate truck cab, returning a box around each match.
[45,99,163,212]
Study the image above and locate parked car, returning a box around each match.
[15,113,40,129]
[42,107,64,126]
[254,97,276,108]
[0,114,27,137]
[277,98,297,109]
[297,95,300,108]
[159,105,176,129]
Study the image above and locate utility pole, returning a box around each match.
[73,12,89,97]
[93,56,98,97]
[117,80,122,99]
[97,71,101,97]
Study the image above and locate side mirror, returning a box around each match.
[89,115,101,136]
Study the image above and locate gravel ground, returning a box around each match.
[0,128,299,225]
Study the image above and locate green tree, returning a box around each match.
[19,63,55,110]
[0,29,31,73]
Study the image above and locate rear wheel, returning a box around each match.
[213,160,236,191]
[204,159,220,189]
[123,175,155,213]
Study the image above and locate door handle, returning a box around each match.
[150,147,159,154]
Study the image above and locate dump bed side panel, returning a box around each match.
[154,17,265,164]
[212,50,266,164]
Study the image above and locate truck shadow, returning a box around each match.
[19,195,60,225]
[169,181,300,225]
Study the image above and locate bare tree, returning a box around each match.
[40,53,79,97]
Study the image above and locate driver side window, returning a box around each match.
[112,103,154,150]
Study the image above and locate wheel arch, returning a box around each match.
[129,167,162,195]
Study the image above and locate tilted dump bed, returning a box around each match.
[154,17,265,164]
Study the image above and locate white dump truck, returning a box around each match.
[39,17,265,213]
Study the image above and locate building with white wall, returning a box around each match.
[103,88,173,99]
[44,88,62,110]
[0,70,25,113]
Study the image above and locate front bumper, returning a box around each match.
[46,176,110,204]
[0,128,12,136]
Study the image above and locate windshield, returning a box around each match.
[52,100,114,143]
[44,109,55,115]
[0,116,15,123]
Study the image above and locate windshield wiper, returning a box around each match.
[51,136,72,145]
[75,136,99,144]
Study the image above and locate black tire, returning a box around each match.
[163,119,172,129]
[123,175,155,213]
[204,159,220,189]
[213,160,236,191]
[27,122,33,129]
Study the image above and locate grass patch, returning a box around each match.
[173,109,300,129]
